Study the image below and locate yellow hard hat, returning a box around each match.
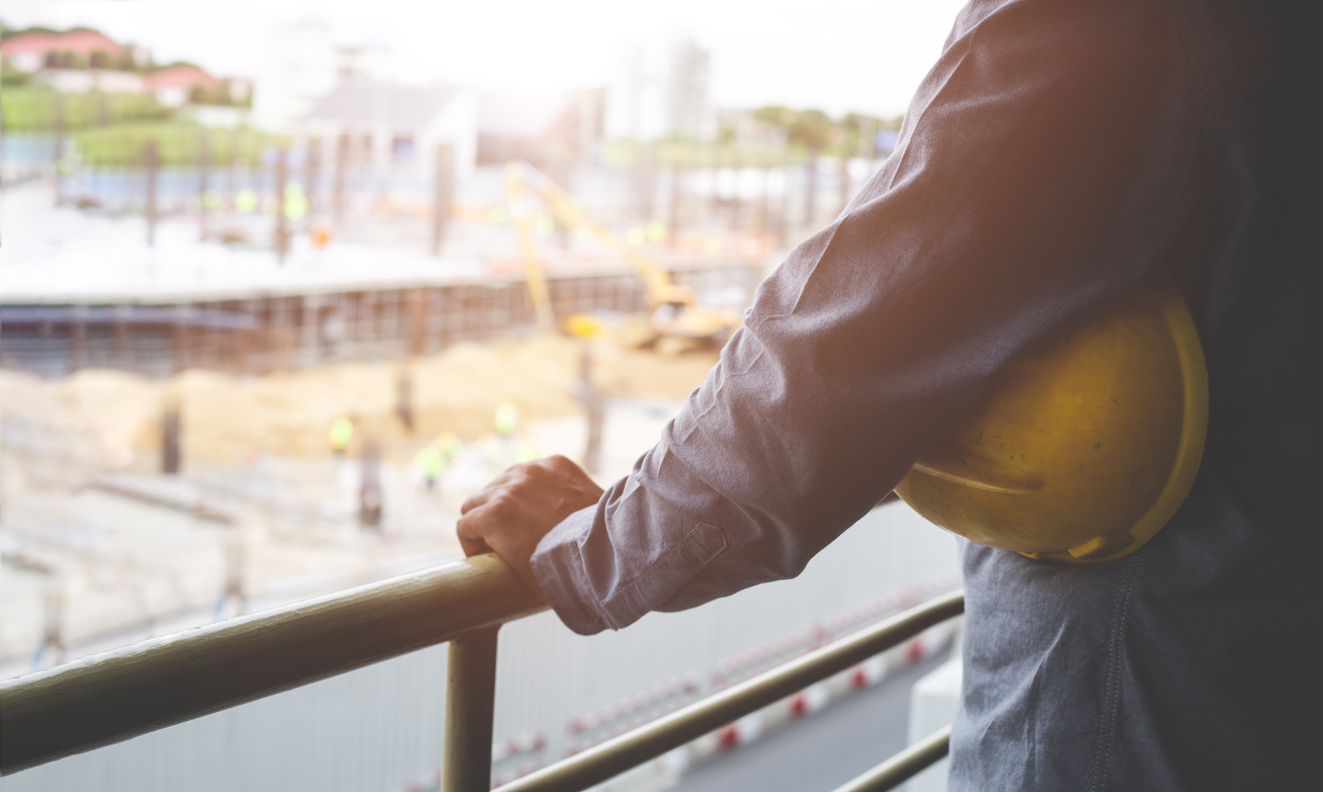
[895,276,1208,564]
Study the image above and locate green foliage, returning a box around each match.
[186,85,252,109]
[752,106,796,130]
[152,60,203,72]
[1,57,31,86]
[786,108,832,152]
[604,106,908,166]
[752,105,904,157]
[604,138,808,169]
[0,86,173,132]
[73,121,288,168]
[0,25,61,41]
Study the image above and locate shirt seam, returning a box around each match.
[566,536,609,632]
[1088,546,1152,792]
[603,521,724,606]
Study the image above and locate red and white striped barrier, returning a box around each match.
[565,673,701,756]
[787,682,831,719]
[490,731,546,763]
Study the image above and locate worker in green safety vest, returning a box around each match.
[329,415,354,457]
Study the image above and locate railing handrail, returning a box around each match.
[0,553,545,775]
[0,552,964,792]
[499,589,964,792]
[829,725,953,792]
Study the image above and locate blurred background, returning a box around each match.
[0,2,968,790]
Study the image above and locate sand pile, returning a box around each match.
[0,335,719,469]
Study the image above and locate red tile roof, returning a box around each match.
[1,30,123,58]
[143,64,219,92]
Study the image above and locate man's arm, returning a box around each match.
[460,0,1205,634]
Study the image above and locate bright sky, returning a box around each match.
[2,0,968,116]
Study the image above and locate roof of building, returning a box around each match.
[143,64,219,92]
[1,29,123,57]
[306,83,457,128]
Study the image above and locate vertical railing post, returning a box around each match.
[442,627,499,792]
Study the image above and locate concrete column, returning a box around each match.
[301,295,321,369]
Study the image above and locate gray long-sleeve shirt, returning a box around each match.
[531,0,1323,789]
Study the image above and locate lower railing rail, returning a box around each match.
[0,553,963,792]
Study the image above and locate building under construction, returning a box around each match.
[0,258,762,379]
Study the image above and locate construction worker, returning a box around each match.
[359,438,383,530]
[415,444,445,492]
[328,415,354,457]
[493,401,521,469]
[416,431,462,492]
[395,368,415,434]
[494,401,520,438]
[457,2,1323,790]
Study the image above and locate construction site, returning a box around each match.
[0,156,774,673]
[0,20,962,792]
[0,157,963,792]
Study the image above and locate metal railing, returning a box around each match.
[0,552,964,792]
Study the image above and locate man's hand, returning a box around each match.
[457,455,604,602]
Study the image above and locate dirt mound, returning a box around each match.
[0,336,719,468]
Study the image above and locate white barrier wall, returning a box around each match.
[907,656,963,792]
[1,504,959,792]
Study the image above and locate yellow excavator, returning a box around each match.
[504,161,741,349]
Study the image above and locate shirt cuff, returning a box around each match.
[530,505,610,635]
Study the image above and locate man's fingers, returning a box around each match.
[458,533,492,557]
[452,456,599,604]
[460,479,507,514]
[459,464,530,514]
[456,511,495,557]
[460,489,490,515]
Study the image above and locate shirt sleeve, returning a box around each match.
[531,0,1205,635]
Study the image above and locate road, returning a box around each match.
[671,649,952,792]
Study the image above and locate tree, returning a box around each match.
[786,109,831,225]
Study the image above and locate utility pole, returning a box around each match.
[333,132,349,227]
[145,140,159,247]
[432,143,454,256]
[578,344,604,475]
[803,146,821,228]
[0,413,6,537]
[359,439,383,531]
[305,138,321,217]
[729,147,743,230]
[708,142,721,226]
[54,93,65,205]
[229,125,241,216]
[198,129,210,241]
[41,573,66,669]
[215,525,247,620]
[634,141,656,225]
[839,154,852,217]
[859,117,878,173]
[161,396,181,475]
[669,149,685,245]
[779,146,793,250]
[274,148,289,264]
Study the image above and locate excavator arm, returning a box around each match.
[503,161,741,349]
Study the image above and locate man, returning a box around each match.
[458,0,1323,789]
